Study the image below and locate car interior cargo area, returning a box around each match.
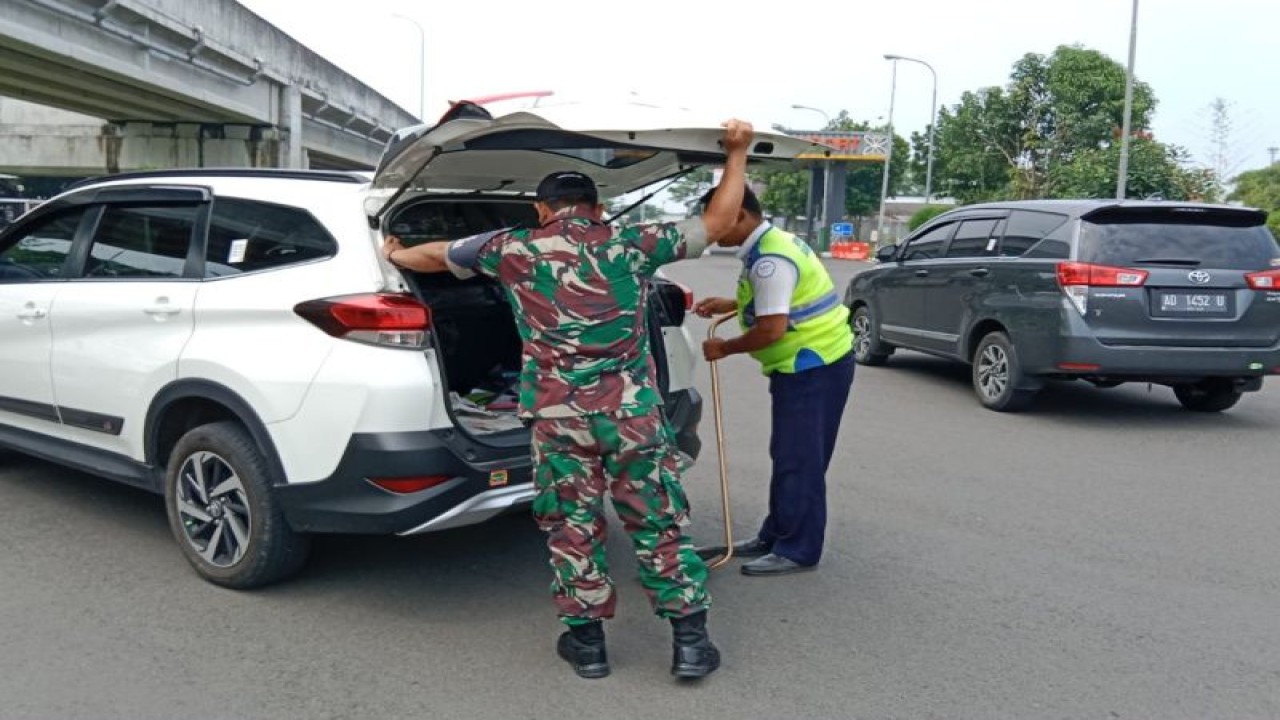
[388,199,536,439]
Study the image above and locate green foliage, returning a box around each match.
[847,133,909,217]
[1052,139,1219,201]
[929,45,1217,203]
[757,166,809,218]
[931,86,1018,204]
[1229,164,1280,211]
[1267,210,1280,242]
[908,205,950,231]
[666,168,715,211]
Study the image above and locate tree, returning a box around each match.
[1229,164,1280,211]
[931,86,1018,204]
[1052,138,1219,202]
[757,165,809,218]
[849,132,909,216]
[932,45,1162,202]
[907,128,935,197]
[908,205,950,231]
[1228,164,1280,241]
[666,168,715,212]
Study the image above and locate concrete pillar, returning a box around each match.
[279,83,303,169]
[100,122,125,175]
[823,162,848,248]
[804,166,824,247]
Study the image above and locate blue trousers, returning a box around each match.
[757,352,855,566]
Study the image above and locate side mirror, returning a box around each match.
[875,244,899,263]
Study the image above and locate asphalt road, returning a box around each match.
[2,255,1277,719]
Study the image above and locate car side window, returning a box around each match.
[0,208,88,282]
[204,198,338,277]
[999,210,1069,257]
[945,219,1001,258]
[1023,220,1073,259]
[83,204,200,279]
[900,222,954,261]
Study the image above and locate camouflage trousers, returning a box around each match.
[531,409,710,626]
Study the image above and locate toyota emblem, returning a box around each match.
[1188,270,1212,284]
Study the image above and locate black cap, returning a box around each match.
[535,171,598,204]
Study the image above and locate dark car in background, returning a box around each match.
[845,200,1280,412]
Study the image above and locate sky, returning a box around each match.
[237,0,1279,174]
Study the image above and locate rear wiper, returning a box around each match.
[606,169,697,225]
[1132,257,1202,266]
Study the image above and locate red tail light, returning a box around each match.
[1057,262,1149,316]
[1056,262,1149,288]
[674,281,694,310]
[294,293,431,348]
[369,475,452,494]
[1245,268,1280,290]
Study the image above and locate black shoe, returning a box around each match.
[741,553,816,577]
[732,537,772,558]
[694,537,771,562]
[670,611,720,680]
[556,621,610,679]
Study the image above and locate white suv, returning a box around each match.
[0,101,814,588]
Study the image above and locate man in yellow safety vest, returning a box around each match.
[695,186,855,576]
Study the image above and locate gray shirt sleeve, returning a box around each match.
[674,218,709,259]
[748,256,798,317]
[444,228,506,279]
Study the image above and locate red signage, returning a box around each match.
[787,131,888,161]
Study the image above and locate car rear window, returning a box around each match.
[1080,207,1279,269]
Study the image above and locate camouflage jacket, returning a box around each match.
[446,207,707,419]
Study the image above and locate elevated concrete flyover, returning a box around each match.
[0,0,419,171]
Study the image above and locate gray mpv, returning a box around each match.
[845,200,1280,411]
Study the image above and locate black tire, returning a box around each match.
[164,421,310,589]
[972,331,1037,412]
[851,305,892,366]
[1173,381,1242,413]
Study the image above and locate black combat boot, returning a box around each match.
[670,611,720,679]
[556,621,610,679]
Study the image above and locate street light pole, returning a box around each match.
[392,13,426,121]
[790,104,831,127]
[876,58,899,246]
[1116,0,1139,199]
[884,54,938,203]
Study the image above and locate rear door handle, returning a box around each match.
[914,269,929,277]
[16,304,47,321]
[968,268,990,277]
[144,297,182,317]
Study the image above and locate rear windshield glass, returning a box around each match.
[387,200,538,244]
[1080,208,1279,269]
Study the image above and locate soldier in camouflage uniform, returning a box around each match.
[383,119,756,680]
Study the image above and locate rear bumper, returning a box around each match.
[275,388,703,535]
[1027,334,1280,381]
[275,428,534,535]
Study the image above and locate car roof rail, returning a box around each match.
[66,168,370,191]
